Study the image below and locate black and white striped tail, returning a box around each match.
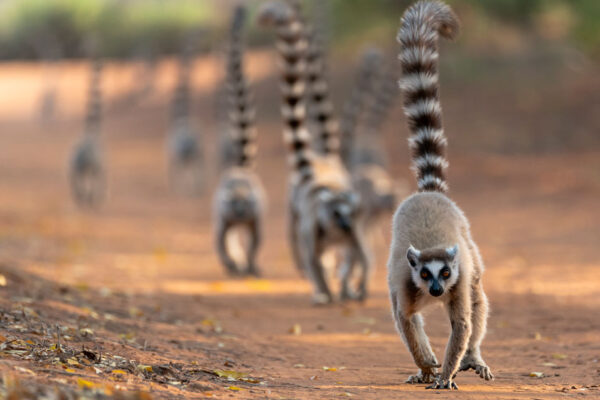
[364,60,399,137]
[339,48,382,166]
[170,36,194,126]
[226,5,256,168]
[84,57,103,135]
[398,0,459,193]
[258,1,314,182]
[303,6,339,156]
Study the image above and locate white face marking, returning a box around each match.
[409,258,460,300]
[424,260,445,276]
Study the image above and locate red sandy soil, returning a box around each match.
[0,56,599,399]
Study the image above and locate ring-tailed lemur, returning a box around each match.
[339,48,383,167]
[214,5,266,277]
[69,56,106,208]
[167,32,204,196]
[258,1,370,304]
[387,1,493,390]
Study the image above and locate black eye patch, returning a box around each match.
[420,268,431,280]
[440,266,451,279]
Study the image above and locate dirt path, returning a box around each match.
[0,60,599,399]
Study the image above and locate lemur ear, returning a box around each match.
[406,245,421,268]
[445,244,458,261]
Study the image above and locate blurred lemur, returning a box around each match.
[258,1,370,304]
[387,0,493,390]
[69,56,106,208]
[214,5,265,277]
[167,31,204,196]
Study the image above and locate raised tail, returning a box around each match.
[84,57,103,135]
[339,48,382,167]
[226,5,257,168]
[302,4,339,156]
[398,0,459,193]
[170,31,197,127]
[258,1,314,182]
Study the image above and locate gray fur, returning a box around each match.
[214,168,265,276]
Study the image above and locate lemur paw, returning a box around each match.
[224,265,243,277]
[339,287,366,302]
[245,265,262,277]
[459,356,494,380]
[405,369,438,384]
[312,292,333,306]
[426,378,458,390]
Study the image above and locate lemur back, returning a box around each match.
[259,1,370,304]
[69,56,106,208]
[167,32,204,195]
[387,0,493,390]
[213,5,265,277]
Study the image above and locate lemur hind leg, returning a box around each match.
[300,227,333,305]
[217,221,242,276]
[352,230,371,301]
[288,209,305,277]
[339,250,356,301]
[245,220,262,277]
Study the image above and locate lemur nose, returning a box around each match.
[429,285,444,297]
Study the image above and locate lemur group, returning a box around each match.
[69,0,493,390]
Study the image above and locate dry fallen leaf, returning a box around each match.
[289,324,302,336]
[137,365,153,373]
[14,366,35,376]
[530,371,544,378]
[111,369,127,375]
[79,328,94,337]
[0,274,7,287]
[213,369,247,381]
[227,386,243,391]
[552,353,568,360]
[77,378,97,389]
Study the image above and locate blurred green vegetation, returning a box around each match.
[0,0,215,59]
[0,0,597,60]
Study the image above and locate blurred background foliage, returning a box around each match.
[0,0,597,60]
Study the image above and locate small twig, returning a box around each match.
[55,324,62,353]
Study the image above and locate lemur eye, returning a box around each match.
[441,268,450,279]
[420,270,429,280]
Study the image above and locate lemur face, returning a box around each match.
[316,190,361,234]
[407,244,459,297]
[225,180,256,220]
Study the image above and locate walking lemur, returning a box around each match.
[387,0,493,390]
[167,31,204,196]
[69,54,106,208]
[214,5,265,277]
[258,1,370,304]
